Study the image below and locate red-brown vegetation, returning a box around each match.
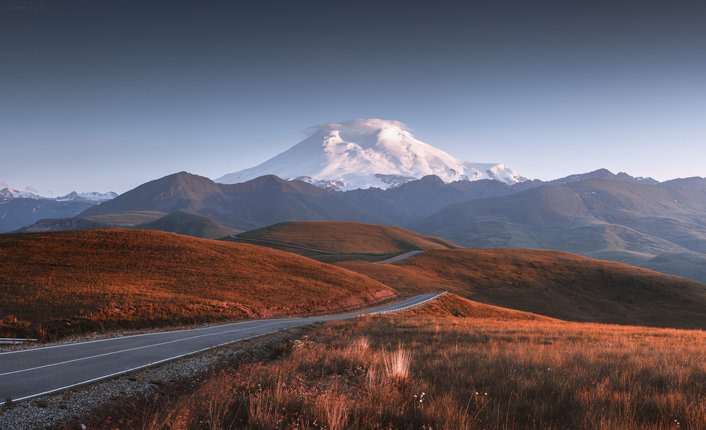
[233,221,460,260]
[340,249,706,329]
[405,292,554,321]
[0,229,394,339]
[121,295,706,429]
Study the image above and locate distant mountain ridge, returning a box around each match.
[54,191,118,203]
[80,172,384,230]
[548,168,658,185]
[0,187,117,233]
[9,168,706,285]
[216,119,525,190]
[0,187,116,202]
[414,174,706,281]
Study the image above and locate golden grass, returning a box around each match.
[407,293,554,321]
[236,221,460,254]
[0,229,394,339]
[340,249,706,329]
[134,297,706,429]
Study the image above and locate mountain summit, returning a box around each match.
[216,119,525,190]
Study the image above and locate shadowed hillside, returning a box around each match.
[339,249,706,329]
[416,177,706,283]
[0,199,96,233]
[137,210,241,239]
[418,177,706,256]
[0,230,394,339]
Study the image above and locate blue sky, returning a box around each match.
[1,0,705,195]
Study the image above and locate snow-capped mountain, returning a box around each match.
[216,119,526,190]
[0,187,42,200]
[54,191,118,203]
[0,187,117,202]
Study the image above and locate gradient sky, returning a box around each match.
[2,0,705,195]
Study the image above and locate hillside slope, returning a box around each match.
[339,249,706,329]
[0,230,395,339]
[416,177,706,283]
[418,178,706,255]
[0,199,96,233]
[137,210,241,239]
[80,172,384,230]
[405,292,554,321]
[233,221,460,260]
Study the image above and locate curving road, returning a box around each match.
[0,292,443,405]
[375,250,423,264]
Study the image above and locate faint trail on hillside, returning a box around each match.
[375,250,423,264]
[230,237,338,254]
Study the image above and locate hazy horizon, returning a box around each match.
[2,0,706,195]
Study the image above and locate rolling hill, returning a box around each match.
[339,249,706,329]
[0,229,395,339]
[232,221,460,261]
[137,210,241,239]
[405,292,554,321]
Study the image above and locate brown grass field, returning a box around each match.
[90,294,706,430]
[339,249,706,329]
[232,221,460,261]
[0,229,394,339]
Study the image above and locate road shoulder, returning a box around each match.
[0,325,315,430]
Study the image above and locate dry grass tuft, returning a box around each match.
[315,388,349,430]
[383,347,412,381]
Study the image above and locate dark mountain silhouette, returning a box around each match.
[81,172,383,230]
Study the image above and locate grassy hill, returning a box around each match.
[232,221,460,262]
[0,229,394,339]
[137,210,241,239]
[405,292,554,321]
[339,249,706,329]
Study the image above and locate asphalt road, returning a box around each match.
[0,292,443,405]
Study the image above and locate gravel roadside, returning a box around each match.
[0,325,315,430]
